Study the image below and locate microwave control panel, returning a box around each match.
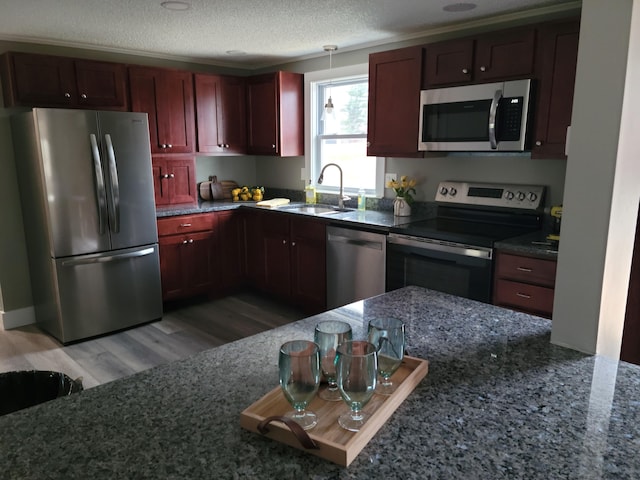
[435,181,545,211]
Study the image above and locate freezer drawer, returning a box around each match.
[48,244,162,343]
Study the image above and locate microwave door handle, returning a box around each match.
[488,89,502,149]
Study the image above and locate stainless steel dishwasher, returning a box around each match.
[326,225,386,309]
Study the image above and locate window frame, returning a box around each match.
[304,63,384,198]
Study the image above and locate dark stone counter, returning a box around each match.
[1,287,639,479]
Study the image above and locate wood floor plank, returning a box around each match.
[0,292,304,391]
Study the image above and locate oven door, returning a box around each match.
[386,234,493,303]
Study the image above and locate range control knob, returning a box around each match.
[505,190,515,200]
[517,191,526,201]
[449,187,457,196]
[440,186,448,196]
[528,192,538,202]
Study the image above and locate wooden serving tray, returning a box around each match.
[240,356,429,467]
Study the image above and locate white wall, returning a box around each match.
[552,0,640,357]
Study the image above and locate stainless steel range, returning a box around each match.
[386,181,545,303]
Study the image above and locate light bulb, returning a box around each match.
[324,96,334,114]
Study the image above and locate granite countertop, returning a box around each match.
[2,286,639,479]
[495,229,560,260]
[157,200,430,230]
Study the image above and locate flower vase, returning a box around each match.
[394,197,411,217]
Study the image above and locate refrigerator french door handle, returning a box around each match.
[61,247,156,267]
[488,89,502,150]
[89,134,108,235]
[104,134,120,233]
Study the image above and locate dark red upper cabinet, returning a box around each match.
[246,71,303,157]
[195,73,247,154]
[532,19,580,159]
[0,52,127,109]
[129,66,195,154]
[367,46,423,157]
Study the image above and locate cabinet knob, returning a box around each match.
[282,239,287,245]
[272,144,276,149]
[462,68,469,74]
[81,93,87,99]
[480,66,486,72]
[224,144,229,148]
[218,144,223,148]
[64,92,71,98]
[163,174,170,179]
[167,144,172,148]
[291,241,296,247]
[188,239,194,244]
[366,141,371,147]
[182,239,188,244]
[169,173,175,178]
[535,140,542,146]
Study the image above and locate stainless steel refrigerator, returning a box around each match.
[11,108,162,344]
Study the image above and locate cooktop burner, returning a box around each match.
[389,181,545,247]
[391,217,538,248]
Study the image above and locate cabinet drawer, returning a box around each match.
[494,279,555,317]
[157,213,216,236]
[495,253,557,287]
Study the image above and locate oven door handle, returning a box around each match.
[388,234,493,260]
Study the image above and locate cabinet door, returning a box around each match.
[218,75,247,154]
[532,20,580,159]
[74,60,127,109]
[158,233,187,300]
[159,231,214,301]
[423,39,474,87]
[474,28,536,82]
[262,215,291,298]
[4,52,75,106]
[194,73,224,153]
[152,156,197,206]
[129,67,195,154]
[152,161,169,206]
[195,74,247,154]
[367,46,423,157]
[243,210,265,285]
[290,218,326,313]
[217,210,245,290]
[246,73,278,155]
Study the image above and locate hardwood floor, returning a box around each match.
[0,292,305,389]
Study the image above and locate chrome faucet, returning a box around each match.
[317,163,350,209]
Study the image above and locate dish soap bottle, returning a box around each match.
[358,188,366,211]
[305,180,316,204]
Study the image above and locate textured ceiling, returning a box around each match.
[0,0,580,69]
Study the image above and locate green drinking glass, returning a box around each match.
[278,340,320,430]
[335,340,378,432]
[314,320,353,402]
[367,317,405,395]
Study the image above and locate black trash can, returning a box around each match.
[0,370,83,416]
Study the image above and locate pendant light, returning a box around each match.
[323,45,338,115]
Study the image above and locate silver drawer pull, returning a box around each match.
[516,292,532,299]
[516,267,533,272]
[179,223,192,227]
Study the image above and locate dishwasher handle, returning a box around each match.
[327,233,384,251]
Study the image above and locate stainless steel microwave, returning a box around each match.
[418,79,533,152]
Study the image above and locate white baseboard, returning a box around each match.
[0,306,36,330]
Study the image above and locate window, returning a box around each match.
[305,64,384,198]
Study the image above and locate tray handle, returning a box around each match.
[257,416,319,450]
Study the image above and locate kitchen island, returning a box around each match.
[1,286,639,479]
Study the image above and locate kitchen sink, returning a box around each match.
[282,204,353,215]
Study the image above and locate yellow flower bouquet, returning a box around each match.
[386,175,417,204]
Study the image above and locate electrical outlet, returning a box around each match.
[385,173,397,185]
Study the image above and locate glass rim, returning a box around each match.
[314,320,352,334]
[279,340,319,356]
[368,317,405,330]
[336,340,377,356]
